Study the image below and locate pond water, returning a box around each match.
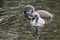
[0,0,60,40]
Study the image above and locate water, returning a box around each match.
[0,0,60,40]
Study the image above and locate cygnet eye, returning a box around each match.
[34,15,38,18]
[32,15,38,21]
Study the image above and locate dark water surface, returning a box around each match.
[0,0,60,40]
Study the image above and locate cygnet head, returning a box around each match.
[32,15,38,22]
[24,5,35,20]
[24,5,35,15]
